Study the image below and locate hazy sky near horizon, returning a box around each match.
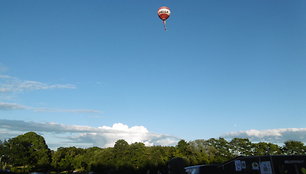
[0,0,306,149]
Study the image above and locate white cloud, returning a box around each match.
[0,74,75,93]
[0,75,12,79]
[0,102,28,110]
[0,102,101,114]
[0,80,75,93]
[223,128,306,144]
[0,119,180,149]
[32,108,102,114]
[0,74,99,114]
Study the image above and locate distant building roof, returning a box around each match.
[185,155,306,174]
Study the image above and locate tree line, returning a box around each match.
[0,132,305,173]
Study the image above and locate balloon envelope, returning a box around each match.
[158,6,171,21]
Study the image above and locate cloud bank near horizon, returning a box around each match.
[0,119,180,149]
[223,128,306,144]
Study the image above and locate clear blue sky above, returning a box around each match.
[0,0,306,149]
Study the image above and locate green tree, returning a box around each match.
[78,147,102,172]
[229,138,254,156]
[90,147,115,173]
[0,141,5,169]
[113,140,130,168]
[175,140,192,164]
[206,138,233,162]
[188,140,211,164]
[283,141,306,155]
[253,142,282,155]
[146,146,171,173]
[51,146,84,172]
[129,142,147,170]
[176,140,189,155]
[5,132,51,172]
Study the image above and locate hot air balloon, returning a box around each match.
[157,6,171,31]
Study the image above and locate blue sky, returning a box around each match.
[0,0,306,149]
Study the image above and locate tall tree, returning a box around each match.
[51,146,84,172]
[176,140,189,155]
[189,140,211,164]
[129,142,147,170]
[113,139,130,168]
[253,142,282,155]
[230,138,254,156]
[6,132,51,172]
[283,141,306,155]
[206,138,233,162]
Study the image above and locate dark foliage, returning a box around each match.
[0,133,305,173]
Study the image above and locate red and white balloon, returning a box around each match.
[157,6,171,31]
